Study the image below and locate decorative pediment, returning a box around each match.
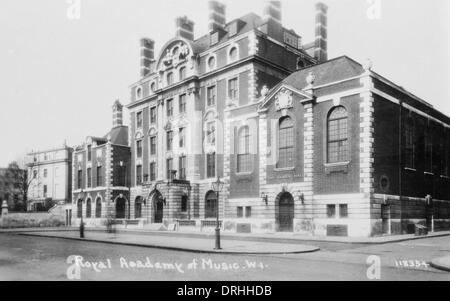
[177,117,189,128]
[258,84,313,112]
[164,121,173,131]
[157,40,192,72]
[135,131,144,140]
[148,127,158,136]
[275,88,293,112]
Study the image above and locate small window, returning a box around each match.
[167,131,173,151]
[207,86,216,107]
[136,87,143,99]
[87,145,92,161]
[150,136,157,156]
[179,67,186,81]
[327,204,336,218]
[166,158,173,180]
[166,99,173,117]
[210,32,219,46]
[150,107,157,124]
[245,206,252,218]
[136,140,143,158]
[229,47,238,62]
[150,162,156,182]
[228,78,238,101]
[44,169,48,178]
[207,56,216,71]
[237,207,244,218]
[339,204,348,218]
[229,22,238,36]
[150,82,156,92]
[207,153,216,178]
[136,111,143,128]
[167,72,174,86]
[136,165,142,185]
[179,94,187,114]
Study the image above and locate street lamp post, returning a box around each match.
[211,177,224,250]
[79,189,85,238]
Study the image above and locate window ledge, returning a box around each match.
[424,172,434,176]
[324,161,350,175]
[235,171,253,176]
[274,167,295,172]
[440,175,450,179]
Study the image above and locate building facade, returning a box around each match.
[26,146,73,211]
[72,100,131,227]
[86,1,450,237]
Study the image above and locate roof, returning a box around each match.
[105,126,129,146]
[281,56,365,91]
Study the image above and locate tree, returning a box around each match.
[6,161,30,212]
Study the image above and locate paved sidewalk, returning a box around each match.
[430,257,450,272]
[18,230,320,254]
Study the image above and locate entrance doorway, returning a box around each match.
[277,192,294,232]
[152,191,164,223]
[116,197,126,219]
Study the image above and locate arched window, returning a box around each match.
[150,82,156,92]
[135,196,142,219]
[86,199,92,219]
[167,72,173,86]
[179,67,186,81]
[95,197,102,218]
[77,200,83,218]
[277,116,294,168]
[327,106,349,163]
[237,126,251,173]
[405,116,415,168]
[205,191,217,219]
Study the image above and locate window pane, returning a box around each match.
[327,204,336,218]
[339,204,348,218]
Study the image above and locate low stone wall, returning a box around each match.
[0,212,65,229]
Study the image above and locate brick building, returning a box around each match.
[120,1,448,237]
[72,100,131,227]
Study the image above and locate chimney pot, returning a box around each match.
[176,16,195,40]
[208,1,226,32]
[263,1,282,24]
[314,2,328,62]
[140,38,155,77]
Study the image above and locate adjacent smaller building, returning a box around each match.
[26,145,73,211]
[72,100,131,227]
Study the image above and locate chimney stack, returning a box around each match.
[314,2,328,62]
[176,16,195,40]
[263,1,282,25]
[208,1,226,32]
[140,38,155,78]
[112,100,123,128]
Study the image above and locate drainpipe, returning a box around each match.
[398,101,403,233]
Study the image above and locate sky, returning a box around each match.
[0,0,449,167]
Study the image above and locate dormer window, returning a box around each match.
[210,32,219,46]
[229,22,238,37]
[284,31,300,49]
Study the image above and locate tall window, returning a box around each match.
[150,107,157,124]
[228,78,238,101]
[207,153,216,178]
[87,145,92,161]
[167,72,173,86]
[179,94,186,114]
[44,169,48,178]
[179,128,186,148]
[150,136,157,156]
[179,156,186,180]
[77,170,82,189]
[86,199,91,219]
[404,117,415,168]
[136,165,142,185]
[277,116,294,168]
[166,99,173,117]
[77,200,83,218]
[95,198,102,218]
[179,67,186,81]
[96,166,102,186]
[43,185,48,197]
[181,196,188,212]
[167,131,173,151]
[207,86,216,107]
[425,128,433,172]
[136,140,143,158]
[327,107,349,163]
[166,159,173,180]
[87,168,92,188]
[136,111,143,128]
[150,162,156,181]
[237,126,251,173]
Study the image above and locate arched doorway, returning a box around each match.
[277,192,294,232]
[151,191,164,223]
[116,197,126,219]
[205,191,218,219]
